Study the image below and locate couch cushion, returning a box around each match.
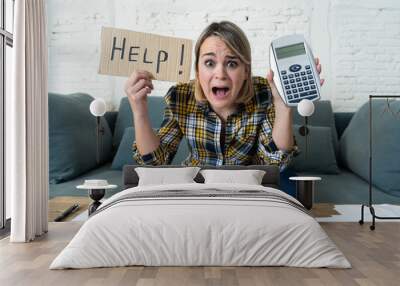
[291,124,340,174]
[111,127,190,170]
[340,99,400,195]
[49,93,113,183]
[113,96,166,149]
[292,100,339,156]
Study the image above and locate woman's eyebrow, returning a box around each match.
[201,52,216,57]
[200,53,238,59]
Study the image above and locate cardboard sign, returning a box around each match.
[99,27,193,82]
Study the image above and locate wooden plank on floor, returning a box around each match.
[48,196,91,222]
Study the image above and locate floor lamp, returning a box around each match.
[54,98,107,222]
[89,99,106,164]
[297,98,315,159]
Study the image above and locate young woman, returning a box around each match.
[124,21,322,171]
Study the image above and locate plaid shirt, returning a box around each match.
[132,76,296,170]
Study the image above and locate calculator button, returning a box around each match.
[289,74,294,78]
[308,75,313,79]
[304,81,309,86]
[305,86,310,90]
[285,85,290,89]
[281,70,287,75]
[294,94,299,98]
[282,75,288,79]
[296,78,301,82]
[301,71,306,76]
[297,83,302,87]
[299,88,304,92]
[299,90,317,97]
[291,84,296,88]
[309,80,315,84]
[306,70,312,74]
[287,90,292,95]
[293,89,298,93]
[305,65,311,69]
[302,76,307,80]
[289,64,302,72]
[311,85,316,89]
[295,73,300,77]
[284,80,289,84]
[290,79,295,83]
[288,95,293,100]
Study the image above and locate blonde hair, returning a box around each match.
[194,21,254,104]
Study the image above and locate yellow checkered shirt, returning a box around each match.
[132,76,296,170]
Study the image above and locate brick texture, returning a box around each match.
[47,0,400,112]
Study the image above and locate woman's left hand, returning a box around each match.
[266,57,325,107]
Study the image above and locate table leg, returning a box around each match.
[296,181,314,210]
[88,189,105,216]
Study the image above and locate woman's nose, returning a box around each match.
[214,64,227,79]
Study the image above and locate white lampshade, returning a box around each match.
[89,99,106,117]
[297,99,315,117]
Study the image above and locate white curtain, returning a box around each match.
[7,0,48,242]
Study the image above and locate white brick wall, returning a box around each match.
[47,0,400,112]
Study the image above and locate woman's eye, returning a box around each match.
[204,60,215,67]
[227,61,238,68]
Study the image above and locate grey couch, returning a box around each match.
[49,93,400,205]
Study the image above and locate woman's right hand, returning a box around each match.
[124,70,154,114]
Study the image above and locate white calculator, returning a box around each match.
[269,35,321,106]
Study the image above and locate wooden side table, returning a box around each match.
[77,180,117,215]
[289,176,321,210]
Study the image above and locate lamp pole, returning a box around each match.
[90,99,107,164]
[297,99,315,159]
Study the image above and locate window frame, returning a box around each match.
[0,0,14,233]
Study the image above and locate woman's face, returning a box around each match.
[197,36,247,114]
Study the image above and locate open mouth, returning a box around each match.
[211,87,230,98]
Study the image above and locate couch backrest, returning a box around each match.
[334,112,354,139]
[113,96,353,168]
[114,98,348,141]
[49,92,114,183]
[113,96,166,149]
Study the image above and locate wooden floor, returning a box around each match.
[1,222,399,286]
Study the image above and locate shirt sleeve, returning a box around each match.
[254,102,298,171]
[132,87,183,165]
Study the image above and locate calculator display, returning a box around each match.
[276,43,306,59]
